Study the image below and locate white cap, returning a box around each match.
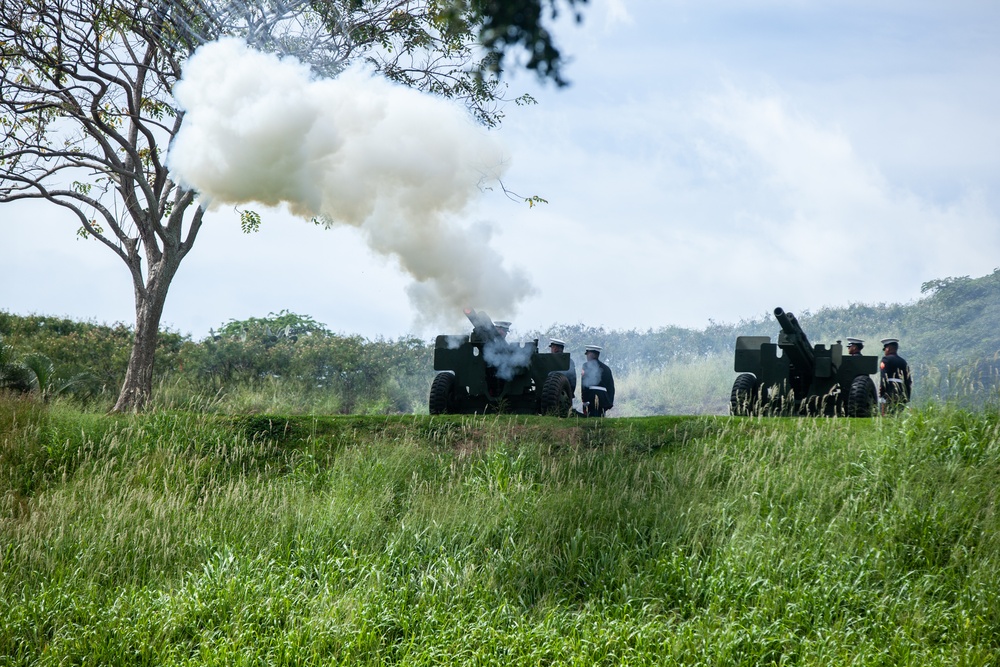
[548,338,566,347]
[494,321,511,329]
[584,344,603,353]
[846,337,864,346]
[880,338,899,347]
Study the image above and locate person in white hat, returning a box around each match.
[879,337,911,412]
[846,337,865,356]
[581,344,615,417]
[547,338,576,393]
[493,321,511,339]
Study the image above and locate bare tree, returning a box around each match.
[0,0,509,411]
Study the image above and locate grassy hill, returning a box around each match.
[2,396,998,665]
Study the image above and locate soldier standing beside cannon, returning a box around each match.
[879,338,912,413]
[581,344,615,417]
[548,338,576,394]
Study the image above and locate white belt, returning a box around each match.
[588,386,607,391]
[886,378,904,384]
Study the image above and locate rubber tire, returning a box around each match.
[540,372,573,417]
[846,375,877,418]
[730,373,760,416]
[429,372,456,415]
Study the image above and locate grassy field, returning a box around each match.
[2,395,999,665]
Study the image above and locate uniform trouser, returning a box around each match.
[583,388,609,417]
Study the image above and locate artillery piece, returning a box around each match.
[731,307,879,417]
[428,308,575,416]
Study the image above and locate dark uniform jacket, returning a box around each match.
[581,359,615,415]
[563,357,577,394]
[879,353,912,401]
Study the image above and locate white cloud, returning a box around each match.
[699,87,1000,294]
[472,66,1000,334]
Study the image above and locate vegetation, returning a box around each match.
[1,394,998,664]
[0,310,431,415]
[0,334,92,403]
[3,268,1000,415]
[440,0,591,86]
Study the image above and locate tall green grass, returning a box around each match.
[2,396,998,665]
[615,357,733,416]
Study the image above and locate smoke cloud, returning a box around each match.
[482,339,536,381]
[168,37,535,328]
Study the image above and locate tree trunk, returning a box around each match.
[111,260,178,413]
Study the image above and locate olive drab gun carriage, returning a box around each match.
[428,308,575,416]
[731,307,879,417]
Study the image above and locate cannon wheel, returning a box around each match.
[730,373,761,416]
[540,372,573,417]
[429,372,457,415]
[846,375,877,418]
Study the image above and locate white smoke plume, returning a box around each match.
[482,339,536,381]
[581,358,604,388]
[167,37,535,328]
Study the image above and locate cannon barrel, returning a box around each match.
[773,307,801,336]
[464,307,504,345]
[773,307,815,375]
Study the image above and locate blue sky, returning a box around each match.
[3,0,999,341]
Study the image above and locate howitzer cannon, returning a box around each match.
[428,308,575,416]
[730,307,879,417]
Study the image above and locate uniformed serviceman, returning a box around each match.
[580,344,615,417]
[846,337,865,356]
[879,337,912,412]
[493,321,511,339]
[548,338,576,394]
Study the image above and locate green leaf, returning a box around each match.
[239,209,262,234]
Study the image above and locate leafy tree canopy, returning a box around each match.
[435,0,589,86]
[212,311,333,342]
